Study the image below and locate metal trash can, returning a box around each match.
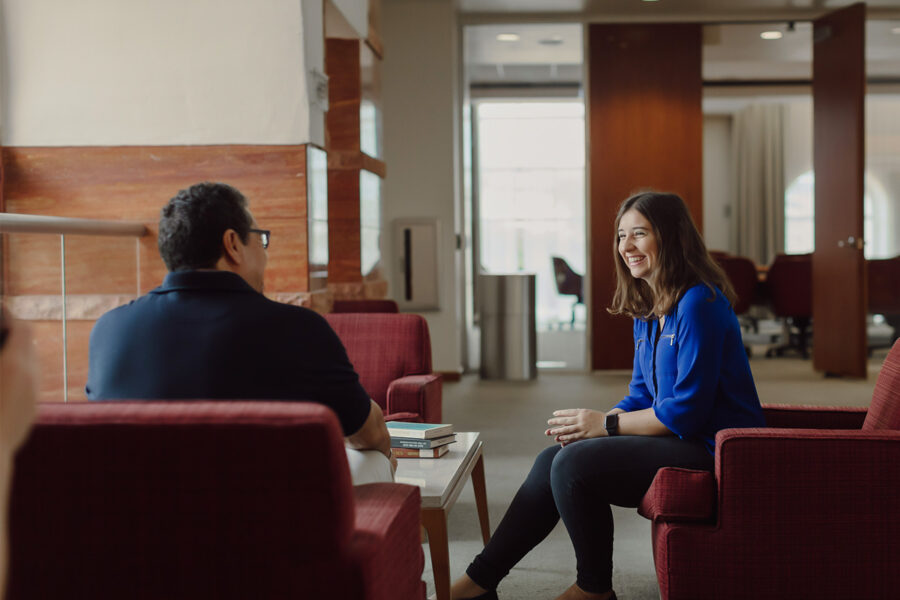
[479,274,537,380]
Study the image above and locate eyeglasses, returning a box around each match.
[249,228,270,249]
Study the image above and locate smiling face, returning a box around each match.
[617,208,659,289]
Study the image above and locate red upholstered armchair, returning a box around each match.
[7,402,425,600]
[325,313,442,423]
[333,299,400,313]
[639,340,900,600]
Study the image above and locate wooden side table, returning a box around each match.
[395,432,490,600]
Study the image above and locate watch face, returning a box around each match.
[604,413,618,431]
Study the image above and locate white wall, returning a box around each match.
[382,0,463,373]
[303,0,327,147]
[328,0,368,39]
[702,114,733,253]
[0,0,312,146]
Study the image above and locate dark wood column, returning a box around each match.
[588,24,703,370]
[812,3,867,378]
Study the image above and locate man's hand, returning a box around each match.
[545,408,607,445]
[346,399,392,457]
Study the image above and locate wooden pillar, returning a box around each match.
[588,24,703,370]
[325,37,387,299]
[812,3,867,378]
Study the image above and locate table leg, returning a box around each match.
[471,453,491,545]
[422,508,451,600]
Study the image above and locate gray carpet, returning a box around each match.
[420,350,884,599]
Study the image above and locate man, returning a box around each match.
[86,182,394,483]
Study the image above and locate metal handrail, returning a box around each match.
[1,213,147,402]
[0,213,147,237]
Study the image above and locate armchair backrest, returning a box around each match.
[333,299,400,313]
[8,401,355,598]
[863,339,900,430]
[766,253,812,318]
[717,255,758,315]
[867,256,900,315]
[325,313,434,410]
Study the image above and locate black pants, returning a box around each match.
[466,436,713,594]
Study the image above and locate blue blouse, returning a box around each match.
[613,283,765,454]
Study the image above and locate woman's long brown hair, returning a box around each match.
[608,191,736,319]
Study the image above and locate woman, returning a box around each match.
[451,191,765,600]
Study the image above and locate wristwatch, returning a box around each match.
[604,413,620,437]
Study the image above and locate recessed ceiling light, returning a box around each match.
[760,31,783,40]
[496,33,520,42]
[539,36,564,46]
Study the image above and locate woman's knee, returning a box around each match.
[549,442,592,491]
[523,444,562,487]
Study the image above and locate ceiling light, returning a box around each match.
[496,33,520,42]
[760,31,783,40]
[538,36,564,46]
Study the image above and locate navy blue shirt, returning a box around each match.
[614,284,765,454]
[86,270,371,435]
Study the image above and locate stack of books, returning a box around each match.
[387,422,456,458]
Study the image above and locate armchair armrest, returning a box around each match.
[386,374,442,424]
[761,403,867,429]
[714,427,900,526]
[638,467,716,523]
[351,483,425,600]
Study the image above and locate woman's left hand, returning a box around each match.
[545,409,607,445]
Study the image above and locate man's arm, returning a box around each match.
[345,399,393,459]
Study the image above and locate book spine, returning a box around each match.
[394,447,445,459]
[391,438,433,449]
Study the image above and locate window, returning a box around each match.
[476,100,586,329]
[784,171,891,259]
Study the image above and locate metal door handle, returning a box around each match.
[837,236,863,249]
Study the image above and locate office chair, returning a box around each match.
[765,253,812,358]
[868,255,900,346]
[716,255,761,354]
[551,256,584,328]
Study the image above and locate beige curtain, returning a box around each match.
[731,103,785,266]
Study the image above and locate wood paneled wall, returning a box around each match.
[588,24,703,370]
[1,144,312,401]
[326,38,364,285]
[325,38,387,296]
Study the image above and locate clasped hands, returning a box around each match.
[545,408,608,446]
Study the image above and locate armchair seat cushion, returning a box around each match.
[638,468,716,523]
